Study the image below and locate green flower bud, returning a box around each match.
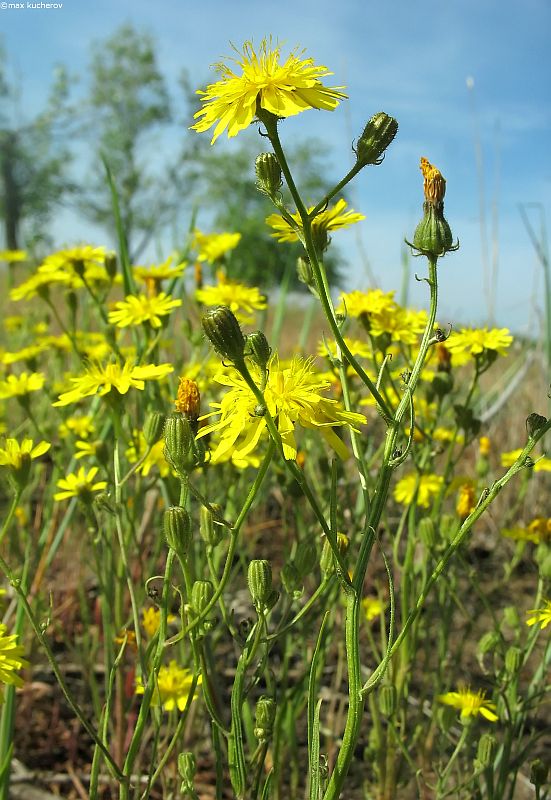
[320,533,349,576]
[281,562,301,597]
[191,580,214,617]
[356,112,399,166]
[105,252,118,281]
[248,559,274,610]
[246,331,271,371]
[143,411,165,445]
[202,306,246,363]
[412,202,454,258]
[505,645,523,676]
[178,751,196,783]
[163,506,192,556]
[255,152,283,198]
[297,256,317,294]
[163,413,204,474]
[418,517,436,549]
[199,504,223,547]
[254,695,277,741]
[378,685,397,717]
[475,733,496,768]
[530,758,549,787]
[294,540,317,578]
[502,605,520,629]
[526,412,547,439]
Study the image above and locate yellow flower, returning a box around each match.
[500,449,551,472]
[479,436,491,457]
[126,434,171,477]
[317,337,372,361]
[58,415,96,440]
[38,245,108,275]
[53,361,173,407]
[108,292,182,329]
[393,473,443,508]
[338,288,397,319]
[74,440,99,460]
[266,198,364,243]
[502,518,551,544]
[196,276,266,323]
[132,256,187,285]
[369,307,428,345]
[2,344,48,366]
[135,660,201,711]
[197,355,366,462]
[3,316,24,333]
[54,466,107,501]
[192,38,346,144]
[526,600,551,629]
[175,377,201,420]
[0,372,45,399]
[420,157,446,204]
[10,271,73,302]
[0,250,27,262]
[193,231,241,263]
[446,327,513,358]
[362,596,386,623]
[0,624,29,704]
[438,686,498,722]
[456,483,476,520]
[0,438,51,470]
[141,607,176,637]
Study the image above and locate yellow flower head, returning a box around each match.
[132,256,187,286]
[193,231,241,263]
[526,599,551,630]
[266,199,364,244]
[54,466,107,502]
[0,438,51,470]
[362,596,386,623]
[479,436,491,457]
[500,449,551,472]
[446,327,513,358]
[338,288,396,319]
[0,624,29,704]
[195,274,266,323]
[58,415,96,440]
[456,483,476,520]
[438,686,498,722]
[393,473,443,508]
[108,292,182,329]
[53,361,173,407]
[175,377,201,421]
[192,38,347,144]
[135,660,201,712]
[0,250,27,263]
[420,157,446,204]
[0,372,45,399]
[197,355,366,462]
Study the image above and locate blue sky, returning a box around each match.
[1,0,550,332]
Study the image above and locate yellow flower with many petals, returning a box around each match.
[58,415,96,440]
[53,361,173,407]
[0,438,51,470]
[338,288,396,319]
[54,466,107,502]
[0,624,29,705]
[393,473,443,508]
[10,270,73,302]
[0,250,27,263]
[438,686,498,722]
[196,276,266,323]
[446,327,512,358]
[362,596,386,623]
[192,38,346,144]
[526,600,551,630]
[197,355,366,462]
[369,307,428,345]
[135,660,201,711]
[266,199,364,244]
[2,344,48,366]
[0,372,45,399]
[132,256,187,286]
[502,518,551,545]
[108,293,182,329]
[500,449,551,472]
[193,231,241,263]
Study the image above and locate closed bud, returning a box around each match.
[178,751,197,783]
[412,202,454,258]
[143,411,165,445]
[191,580,214,617]
[294,540,317,577]
[105,252,118,280]
[163,413,203,474]
[530,758,549,787]
[174,378,201,429]
[202,306,246,363]
[320,533,349,575]
[199,504,223,547]
[163,506,192,556]
[505,645,523,676]
[356,112,399,166]
[526,412,548,439]
[476,732,496,768]
[248,559,273,610]
[255,152,283,198]
[378,684,397,717]
[281,563,301,596]
[502,605,520,629]
[246,331,271,371]
[297,256,317,293]
[254,695,277,741]
[418,517,436,549]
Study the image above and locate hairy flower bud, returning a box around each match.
[356,112,399,166]
[255,152,283,198]
[105,251,118,281]
[530,759,549,787]
[246,331,272,371]
[143,411,165,445]
[378,684,397,717]
[178,751,197,795]
[202,306,246,363]
[505,645,523,676]
[476,733,496,768]
[413,202,454,258]
[191,580,214,617]
[163,413,205,474]
[163,506,192,556]
[320,532,349,575]
[254,695,277,741]
[526,412,548,439]
[418,517,436,549]
[248,559,277,611]
[199,504,224,547]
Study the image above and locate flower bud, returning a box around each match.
[163,413,204,474]
[281,562,302,597]
[505,645,523,676]
[320,533,349,575]
[526,412,548,439]
[174,378,201,430]
[378,684,397,717]
[143,411,165,445]
[254,695,276,741]
[178,751,197,794]
[190,580,214,616]
[412,202,454,258]
[530,758,549,787]
[297,256,318,294]
[475,733,496,768]
[255,152,283,198]
[202,306,246,363]
[248,559,273,610]
[356,112,399,166]
[418,517,436,549]
[246,331,271,371]
[502,605,520,630]
[199,504,223,547]
[294,540,317,577]
[105,252,118,281]
[163,506,192,556]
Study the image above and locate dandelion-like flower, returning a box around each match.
[420,157,446,204]
[53,361,173,407]
[438,686,498,722]
[193,231,241,264]
[362,596,386,623]
[0,250,27,263]
[192,38,346,144]
[132,256,187,286]
[338,289,397,319]
[58,415,96,440]
[108,293,182,329]
[135,660,201,712]
[197,355,366,462]
[266,199,364,244]
[393,473,443,508]
[0,438,51,470]
[446,327,513,359]
[0,624,29,704]
[54,466,107,502]
[526,600,551,630]
[196,276,266,323]
[0,372,45,399]
[500,449,551,472]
